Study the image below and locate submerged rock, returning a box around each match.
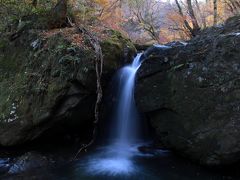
[0,159,10,175]
[136,16,240,166]
[0,22,136,146]
[8,152,50,174]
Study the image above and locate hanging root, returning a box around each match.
[73,25,103,160]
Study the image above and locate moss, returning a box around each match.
[0,80,11,120]
[101,40,122,69]
[0,30,100,122]
[47,81,64,95]
[106,29,136,50]
[0,56,19,74]
[101,29,136,70]
[106,29,128,42]
[0,39,8,49]
[0,35,30,122]
[0,22,136,145]
[0,39,19,74]
[0,72,27,122]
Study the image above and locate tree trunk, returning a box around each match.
[195,0,206,28]
[225,0,240,14]
[187,0,200,35]
[175,0,197,37]
[213,0,218,25]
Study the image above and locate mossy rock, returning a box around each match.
[0,38,8,50]
[101,30,136,70]
[0,25,136,146]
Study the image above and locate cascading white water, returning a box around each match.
[84,53,144,176]
[113,53,143,147]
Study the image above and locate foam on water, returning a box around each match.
[85,156,134,176]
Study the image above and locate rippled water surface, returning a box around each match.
[44,144,240,180]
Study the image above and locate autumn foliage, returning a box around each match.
[0,0,239,44]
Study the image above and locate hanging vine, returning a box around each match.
[74,25,103,159]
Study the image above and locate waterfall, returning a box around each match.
[113,53,143,147]
[84,53,144,176]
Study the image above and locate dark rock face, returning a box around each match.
[0,25,136,146]
[136,16,240,166]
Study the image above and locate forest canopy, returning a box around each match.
[0,0,239,44]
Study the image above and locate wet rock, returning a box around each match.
[138,145,169,156]
[0,159,10,175]
[8,152,51,174]
[136,16,240,166]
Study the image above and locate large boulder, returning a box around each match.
[0,22,136,146]
[136,16,240,166]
